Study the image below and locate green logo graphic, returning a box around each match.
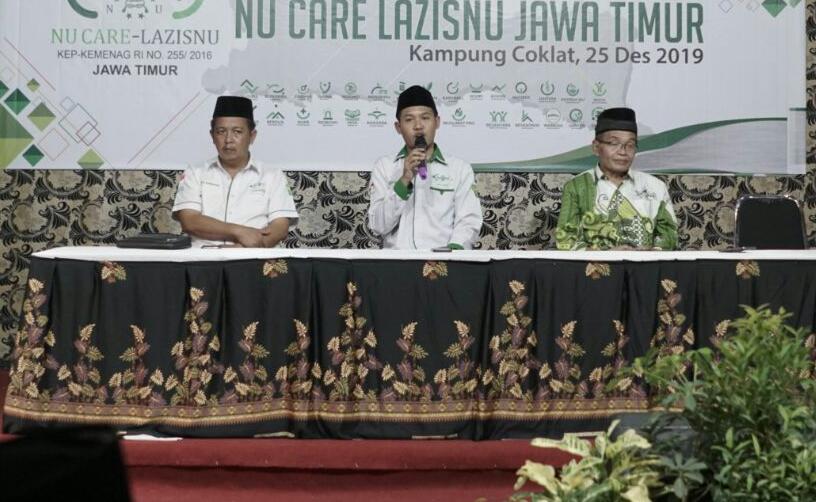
[592,82,607,97]
[320,82,331,94]
[240,80,257,93]
[540,82,555,96]
[323,110,333,120]
[370,84,387,96]
[297,108,310,120]
[118,0,149,20]
[453,108,466,121]
[68,0,98,19]
[447,82,459,94]
[492,84,506,94]
[266,84,285,96]
[345,109,361,120]
[489,111,507,123]
[298,84,310,95]
[515,82,528,94]
[68,0,204,20]
[469,84,484,93]
[173,0,204,20]
[521,111,533,123]
[592,107,604,121]
[566,84,580,97]
[569,109,583,123]
[368,110,386,120]
[344,82,358,96]
[267,109,284,121]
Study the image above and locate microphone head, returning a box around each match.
[414,135,427,148]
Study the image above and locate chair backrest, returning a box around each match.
[734,195,807,249]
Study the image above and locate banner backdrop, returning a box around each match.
[0,1,806,173]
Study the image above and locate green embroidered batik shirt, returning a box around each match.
[556,166,678,250]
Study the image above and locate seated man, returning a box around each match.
[556,107,677,250]
[368,85,483,249]
[172,96,298,247]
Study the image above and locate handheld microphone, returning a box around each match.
[414,135,428,180]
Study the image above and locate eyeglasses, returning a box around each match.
[597,139,638,153]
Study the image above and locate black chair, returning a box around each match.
[734,195,807,249]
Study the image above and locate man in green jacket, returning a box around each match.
[555,107,678,250]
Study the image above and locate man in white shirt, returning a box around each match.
[172,96,298,247]
[368,85,483,249]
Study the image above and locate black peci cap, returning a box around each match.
[595,107,637,135]
[213,96,254,121]
[396,85,437,118]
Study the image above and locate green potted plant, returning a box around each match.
[514,306,816,501]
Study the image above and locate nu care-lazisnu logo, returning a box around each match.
[68,0,204,20]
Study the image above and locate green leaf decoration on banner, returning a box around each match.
[472,118,786,174]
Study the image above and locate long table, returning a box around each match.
[5,247,816,438]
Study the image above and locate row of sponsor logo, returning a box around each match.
[243,80,610,100]
[264,105,603,128]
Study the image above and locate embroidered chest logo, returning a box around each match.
[635,187,658,201]
[431,173,455,193]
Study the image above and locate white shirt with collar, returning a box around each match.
[172,157,299,247]
[368,146,483,249]
[591,165,676,223]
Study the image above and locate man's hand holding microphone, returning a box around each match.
[400,134,428,187]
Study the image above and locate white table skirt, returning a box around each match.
[33,246,816,263]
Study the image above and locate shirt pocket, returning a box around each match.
[200,181,224,218]
[245,187,270,219]
[428,188,456,224]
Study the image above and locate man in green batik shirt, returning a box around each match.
[556,107,678,250]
